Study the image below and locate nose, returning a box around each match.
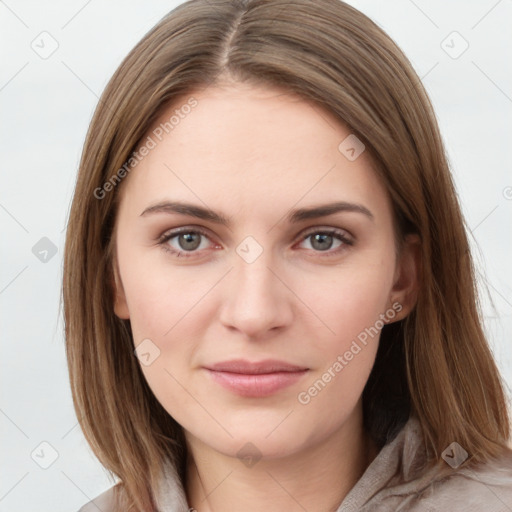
[218,243,294,340]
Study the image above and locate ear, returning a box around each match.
[112,258,130,320]
[388,234,421,322]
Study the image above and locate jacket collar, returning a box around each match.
[154,415,512,511]
[154,416,425,511]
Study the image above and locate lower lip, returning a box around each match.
[206,369,308,397]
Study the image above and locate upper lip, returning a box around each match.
[205,359,308,374]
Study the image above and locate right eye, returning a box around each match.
[158,227,219,258]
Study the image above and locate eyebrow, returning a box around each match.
[139,200,374,225]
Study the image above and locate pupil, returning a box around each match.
[180,233,200,250]
[312,234,332,251]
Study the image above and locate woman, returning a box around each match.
[63,0,512,510]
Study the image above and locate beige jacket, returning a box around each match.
[78,416,512,511]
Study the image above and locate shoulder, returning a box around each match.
[421,452,512,511]
[346,415,512,512]
[77,485,117,512]
[388,450,512,512]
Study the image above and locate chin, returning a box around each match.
[184,408,333,462]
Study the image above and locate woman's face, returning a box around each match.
[113,81,414,460]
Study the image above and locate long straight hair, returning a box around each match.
[63,0,511,510]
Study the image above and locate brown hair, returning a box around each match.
[63,0,511,510]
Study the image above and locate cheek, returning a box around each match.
[121,265,208,426]
[295,258,395,348]
[118,244,216,341]
[117,250,225,410]
[288,268,393,443]
[293,340,378,448]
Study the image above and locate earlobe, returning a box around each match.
[112,260,130,320]
[389,234,421,322]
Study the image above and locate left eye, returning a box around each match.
[159,229,213,256]
[297,230,352,253]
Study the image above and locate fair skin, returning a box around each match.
[112,80,419,512]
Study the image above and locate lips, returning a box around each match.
[204,359,309,397]
[207,359,308,374]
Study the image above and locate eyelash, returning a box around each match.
[157,226,354,259]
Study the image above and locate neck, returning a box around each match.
[184,407,378,512]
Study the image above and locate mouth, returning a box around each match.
[203,359,309,398]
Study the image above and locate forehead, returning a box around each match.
[118,82,391,222]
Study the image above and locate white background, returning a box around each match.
[1,1,511,510]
